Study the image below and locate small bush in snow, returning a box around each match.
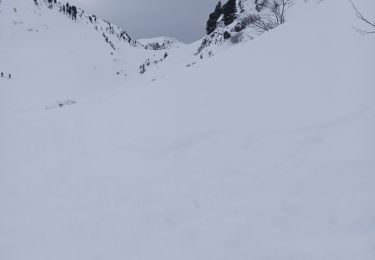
[223,31,231,39]
[240,13,275,33]
[230,31,244,44]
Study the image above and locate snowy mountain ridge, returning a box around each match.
[26,0,182,51]
[0,0,184,112]
[197,0,295,55]
[0,0,319,103]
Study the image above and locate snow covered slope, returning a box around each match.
[0,0,375,260]
[197,0,279,55]
[0,0,179,112]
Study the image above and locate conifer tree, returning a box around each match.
[71,6,77,20]
[206,1,222,35]
[206,13,218,35]
[223,0,237,26]
[66,3,71,15]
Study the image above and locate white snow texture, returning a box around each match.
[0,0,374,259]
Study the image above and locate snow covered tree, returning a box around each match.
[222,0,237,26]
[349,0,375,35]
[255,0,267,12]
[206,1,223,35]
[269,0,294,25]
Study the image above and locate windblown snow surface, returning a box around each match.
[1,0,375,259]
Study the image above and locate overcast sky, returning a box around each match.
[69,0,219,43]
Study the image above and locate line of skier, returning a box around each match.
[1,72,12,79]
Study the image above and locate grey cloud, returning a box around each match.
[70,0,220,43]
